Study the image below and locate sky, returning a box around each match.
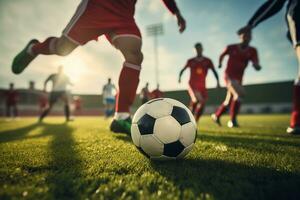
[0,0,298,94]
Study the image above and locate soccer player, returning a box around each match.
[151,84,164,99]
[102,78,116,118]
[179,43,220,122]
[5,83,19,119]
[237,0,300,135]
[11,0,186,135]
[140,82,151,104]
[211,31,261,128]
[39,66,73,122]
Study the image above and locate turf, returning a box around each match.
[0,115,300,200]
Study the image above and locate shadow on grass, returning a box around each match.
[113,134,132,143]
[41,123,84,200]
[20,123,85,200]
[198,133,300,153]
[0,123,39,143]
[150,158,300,200]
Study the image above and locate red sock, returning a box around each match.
[195,103,205,122]
[32,37,57,55]
[290,85,300,128]
[230,99,241,121]
[115,62,140,113]
[215,103,229,118]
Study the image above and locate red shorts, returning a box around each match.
[188,85,208,101]
[62,0,141,45]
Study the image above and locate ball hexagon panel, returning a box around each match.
[179,122,197,147]
[153,116,181,144]
[164,98,196,125]
[177,143,194,159]
[171,106,191,125]
[132,104,149,123]
[163,140,185,157]
[140,135,164,157]
[137,114,156,135]
[131,124,141,147]
[146,100,173,119]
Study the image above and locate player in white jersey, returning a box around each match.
[39,66,73,122]
[102,78,117,117]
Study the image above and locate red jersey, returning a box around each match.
[151,89,164,99]
[6,90,18,105]
[222,44,259,82]
[185,57,214,90]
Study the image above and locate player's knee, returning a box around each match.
[125,49,143,65]
[56,47,73,56]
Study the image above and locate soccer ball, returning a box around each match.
[131,98,197,160]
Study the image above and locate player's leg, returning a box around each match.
[12,36,78,74]
[288,46,300,134]
[61,92,71,121]
[212,90,232,126]
[13,104,18,118]
[6,103,11,118]
[188,86,199,115]
[193,91,206,122]
[39,92,58,122]
[227,80,245,128]
[286,7,300,134]
[109,35,143,134]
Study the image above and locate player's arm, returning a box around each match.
[178,60,189,83]
[162,0,186,33]
[238,0,286,33]
[209,61,220,88]
[219,46,229,68]
[43,74,54,92]
[251,49,262,71]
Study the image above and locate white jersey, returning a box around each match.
[47,73,71,92]
[103,83,116,99]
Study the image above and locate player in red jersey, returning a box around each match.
[179,43,220,123]
[151,84,164,99]
[11,0,186,135]
[5,83,19,119]
[211,31,261,128]
[238,0,300,135]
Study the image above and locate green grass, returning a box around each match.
[0,115,300,200]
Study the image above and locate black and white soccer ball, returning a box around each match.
[131,98,197,160]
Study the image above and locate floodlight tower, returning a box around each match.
[146,23,164,86]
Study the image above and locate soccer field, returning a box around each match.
[0,115,299,200]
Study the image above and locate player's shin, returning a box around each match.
[115,62,141,120]
[31,37,57,56]
[290,79,300,128]
[230,98,241,122]
[195,103,205,122]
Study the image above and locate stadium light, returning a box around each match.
[146,23,164,86]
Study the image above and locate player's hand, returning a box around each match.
[178,78,181,83]
[254,64,262,71]
[175,12,186,33]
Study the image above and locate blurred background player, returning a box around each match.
[102,78,116,118]
[11,0,186,135]
[38,92,48,114]
[5,83,19,119]
[73,96,82,115]
[238,0,300,135]
[212,31,261,128]
[39,66,73,122]
[179,43,219,123]
[151,84,164,99]
[139,82,151,104]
